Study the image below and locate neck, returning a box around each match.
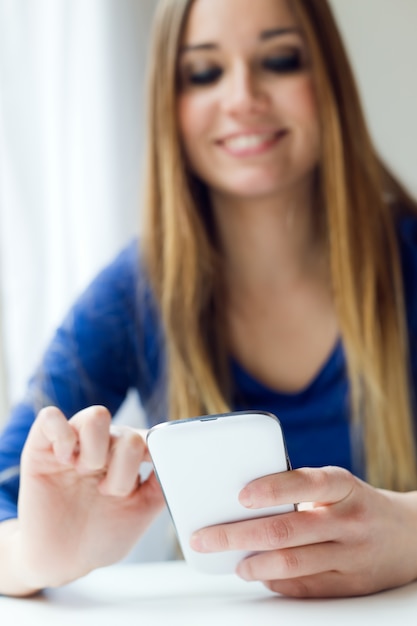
[211,178,325,295]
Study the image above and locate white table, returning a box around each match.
[1,561,417,625]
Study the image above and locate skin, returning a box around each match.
[178,0,338,394]
[190,469,417,598]
[179,0,417,598]
[0,406,164,596]
[2,0,417,600]
[177,0,320,201]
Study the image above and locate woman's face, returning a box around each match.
[177,0,320,202]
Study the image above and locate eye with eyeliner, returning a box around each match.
[186,66,223,86]
[263,50,303,73]
[179,46,305,88]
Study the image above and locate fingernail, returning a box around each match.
[239,487,253,508]
[236,562,251,581]
[190,531,208,552]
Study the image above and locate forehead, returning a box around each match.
[182,0,298,47]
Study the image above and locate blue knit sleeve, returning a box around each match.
[399,215,417,334]
[0,240,163,522]
[398,214,417,415]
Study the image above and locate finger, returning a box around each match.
[190,507,338,553]
[264,570,369,599]
[136,470,166,510]
[70,406,112,472]
[98,427,146,497]
[133,428,151,462]
[112,426,152,462]
[237,541,350,582]
[122,470,166,533]
[24,406,78,465]
[239,466,356,509]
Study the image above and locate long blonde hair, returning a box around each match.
[142,0,417,490]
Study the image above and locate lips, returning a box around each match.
[217,129,287,157]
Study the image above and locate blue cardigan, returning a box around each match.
[1,216,417,521]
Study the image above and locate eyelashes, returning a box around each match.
[187,67,223,86]
[182,52,304,88]
[262,52,303,73]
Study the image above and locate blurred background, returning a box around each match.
[0,0,156,421]
[0,0,416,558]
[0,0,416,424]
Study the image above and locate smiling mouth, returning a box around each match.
[219,130,287,156]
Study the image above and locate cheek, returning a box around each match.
[281,78,319,129]
[281,79,321,163]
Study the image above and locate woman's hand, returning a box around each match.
[16,405,165,591]
[190,466,417,598]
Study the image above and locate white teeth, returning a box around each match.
[224,132,276,151]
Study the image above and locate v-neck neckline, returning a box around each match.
[230,338,345,403]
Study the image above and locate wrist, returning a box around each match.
[9,521,81,594]
[378,489,417,584]
[0,519,43,597]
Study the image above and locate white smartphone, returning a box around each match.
[146,410,295,575]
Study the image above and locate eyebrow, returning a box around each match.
[260,26,300,40]
[180,26,301,54]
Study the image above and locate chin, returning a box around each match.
[212,165,316,201]
[218,178,289,200]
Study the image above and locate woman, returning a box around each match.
[1,0,417,598]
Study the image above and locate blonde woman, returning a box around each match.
[1,0,417,598]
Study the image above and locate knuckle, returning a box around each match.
[304,466,329,491]
[332,466,356,492]
[115,428,146,458]
[265,577,311,598]
[284,578,312,598]
[264,478,281,502]
[37,405,57,422]
[72,406,111,438]
[215,525,232,551]
[303,465,356,501]
[280,549,300,575]
[126,430,146,453]
[264,516,294,548]
[37,406,63,433]
[84,406,111,428]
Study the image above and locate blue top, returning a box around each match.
[1,215,417,522]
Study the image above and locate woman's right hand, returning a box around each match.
[15,405,165,592]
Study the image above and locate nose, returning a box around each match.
[221,63,269,117]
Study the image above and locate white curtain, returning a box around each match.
[0,0,155,416]
[0,0,175,564]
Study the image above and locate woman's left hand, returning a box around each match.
[190,466,417,597]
